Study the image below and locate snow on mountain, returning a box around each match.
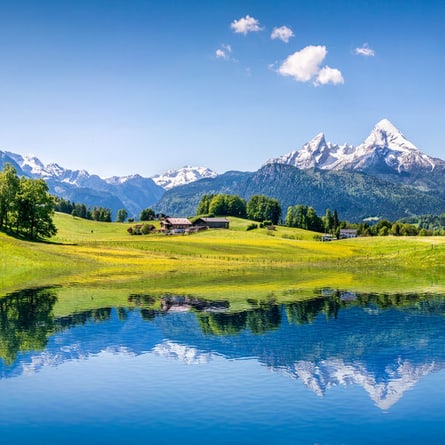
[268,133,355,170]
[153,340,214,365]
[348,119,437,173]
[105,174,143,186]
[4,151,47,176]
[152,166,218,190]
[266,119,440,174]
[277,357,438,411]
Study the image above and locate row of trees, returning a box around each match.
[0,164,57,239]
[198,191,445,237]
[196,194,282,225]
[285,205,341,234]
[54,197,112,222]
[284,204,442,237]
[352,220,442,237]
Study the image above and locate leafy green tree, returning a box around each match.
[53,197,74,215]
[285,204,324,232]
[333,209,340,230]
[0,163,20,229]
[246,195,281,224]
[72,203,88,219]
[196,194,215,215]
[140,207,155,221]
[307,207,323,232]
[141,223,155,234]
[391,222,403,236]
[285,206,295,227]
[208,194,227,215]
[14,177,57,239]
[117,208,128,223]
[226,195,247,218]
[378,226,389,236]
[203,194,247,217]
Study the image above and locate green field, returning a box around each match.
[1,212,445,302]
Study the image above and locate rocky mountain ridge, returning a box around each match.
[2,119,445,221]
[0,150,215,218]
[266,119,443,175]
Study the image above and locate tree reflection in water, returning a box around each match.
[1,287,445,369]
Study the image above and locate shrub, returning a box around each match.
[246,223,258,231]
[141,223,155,235]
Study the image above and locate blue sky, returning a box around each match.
[0,0,444,177]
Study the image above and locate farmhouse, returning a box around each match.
[339,229,357,239]
[193,217,230,229]
[161,217,192,232]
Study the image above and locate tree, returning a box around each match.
[226,195,246,218]
[208,194,227,216]
[324,209,334,233]
[0,164,20,229]
[246,195,281,225]
[200,194,247,218]
[116,208,128,223]
[285,204,323,232]
[14,177,57,239]
[140,207,155,221]
[196,194,215,215]
[141,223,155,234]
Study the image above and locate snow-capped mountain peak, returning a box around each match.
[152,165,217,190]
[364,118,418,152]
[5,151,46,176]
[307,132,327,151]
[266,119,439,174]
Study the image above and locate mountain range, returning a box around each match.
[1,119,445,221]
[266,119,442,175]
[0,150,216,218]
[156,119,445,221]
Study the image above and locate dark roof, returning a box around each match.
[197,217,229,223]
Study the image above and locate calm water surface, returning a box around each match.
[0,287,445,444]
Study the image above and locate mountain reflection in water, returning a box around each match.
[1,287,445,410]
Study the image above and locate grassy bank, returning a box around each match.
[1,212,445,298]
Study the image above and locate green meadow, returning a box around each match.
[1,212,445,305]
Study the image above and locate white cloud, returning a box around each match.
[230,15,263,35]
[271,25,294,43]
[278,45,327,82]
[354,44,375,57]
[277,45,343,86]
[315,66,344,86]
[215,44,232,60]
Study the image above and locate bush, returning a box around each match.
[141,223,155,235]
[246,223,258,231]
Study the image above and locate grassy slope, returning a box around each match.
[1,213,445,302]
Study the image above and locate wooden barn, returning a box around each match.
[160,217,192,232]
[193,217,230,229]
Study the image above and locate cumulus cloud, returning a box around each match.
[278,45,327,82]
[271,25,294,43]
[277,45,343,86]
[354,44,375,57]
[215,44,232,60]
[315,66,344,86]
[230,15,263,35]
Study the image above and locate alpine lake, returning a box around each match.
[1,281,445,445]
